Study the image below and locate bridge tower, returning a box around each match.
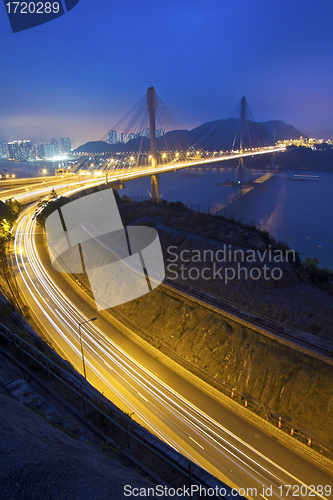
[147,86,160,202]
[237,95,246,184]
[271,119,277,169]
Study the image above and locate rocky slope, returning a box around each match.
[59,197,333,446]
[114,285,333,447]
[0,394,166,500]
[119,203,333,345]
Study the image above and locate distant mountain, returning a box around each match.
[74,141,114,154]
[301,128,333,141]
[300,129,314,138]
[312,129,333,141]
[73,118,306,155]
[188,118,296,151]
[259,120,307,142]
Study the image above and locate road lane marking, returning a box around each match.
[189,436,204,449]
[15,175,329,500]
[137,392,149,402]
[103,360,113,370]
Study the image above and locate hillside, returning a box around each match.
[0,394,160,500]
[243,144,333,170]
[73,118,305,154]
[74,141,114,154]
[312,128,333,142]
[58,195,333,447]
[260,119,306,141]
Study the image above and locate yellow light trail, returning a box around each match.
[10,174,332,499]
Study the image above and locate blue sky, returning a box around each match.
[1,0,333,145]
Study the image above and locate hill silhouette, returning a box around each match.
[73,118,305,154]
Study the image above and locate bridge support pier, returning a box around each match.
[237,157,245,184]
[151,174,160,203]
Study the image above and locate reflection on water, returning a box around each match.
[0,159,331,270]
[0,159,57,178]
[121,165,264,213]
[120,166,333,271]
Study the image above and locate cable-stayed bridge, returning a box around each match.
[73,87,285,201]
[0,89,284,205]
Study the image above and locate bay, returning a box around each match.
[1,158,332,270]
[120,165,333,271]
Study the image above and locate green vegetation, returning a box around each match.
[280,144,333,170]
[35,186,333,294]
[256,227,333,291]
[0,199,22,258]
[299,257,333,289]
[235,218,333,292]
[120,196,333,293]
[0,199,21,222]
[246,143,333,170]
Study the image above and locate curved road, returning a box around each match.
[9,191,333,500]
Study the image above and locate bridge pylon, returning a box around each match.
[270,120,277,169]
[147,86,160,202]
[237,95,246,184]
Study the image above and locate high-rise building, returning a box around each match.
[38,143,57,159]
[156,128,164,138]
[8,140,33,161]
[44,143,56,158]
[127,133,135,141]
[119,133,127,143]
[144,127,150,138]
[38,144,46,159]
[60,137,71,153]
[108,130,117,144]
[51,138,59,155]
[0,143,9,157]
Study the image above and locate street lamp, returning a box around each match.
[78,317,97,379]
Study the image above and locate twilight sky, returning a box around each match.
[1,0,333,146]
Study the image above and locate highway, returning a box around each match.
[8,183,333,499]
[0,145,285,205]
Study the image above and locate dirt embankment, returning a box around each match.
[0,393,164,500]
[119,203,333,345]
[114,285,333,446]
[67,199,333,446]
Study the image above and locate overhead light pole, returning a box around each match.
[78,317,97,379]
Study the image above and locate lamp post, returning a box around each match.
[78,317,97,379]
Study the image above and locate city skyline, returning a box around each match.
[1,0,333,145]
[0,136,72,160]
